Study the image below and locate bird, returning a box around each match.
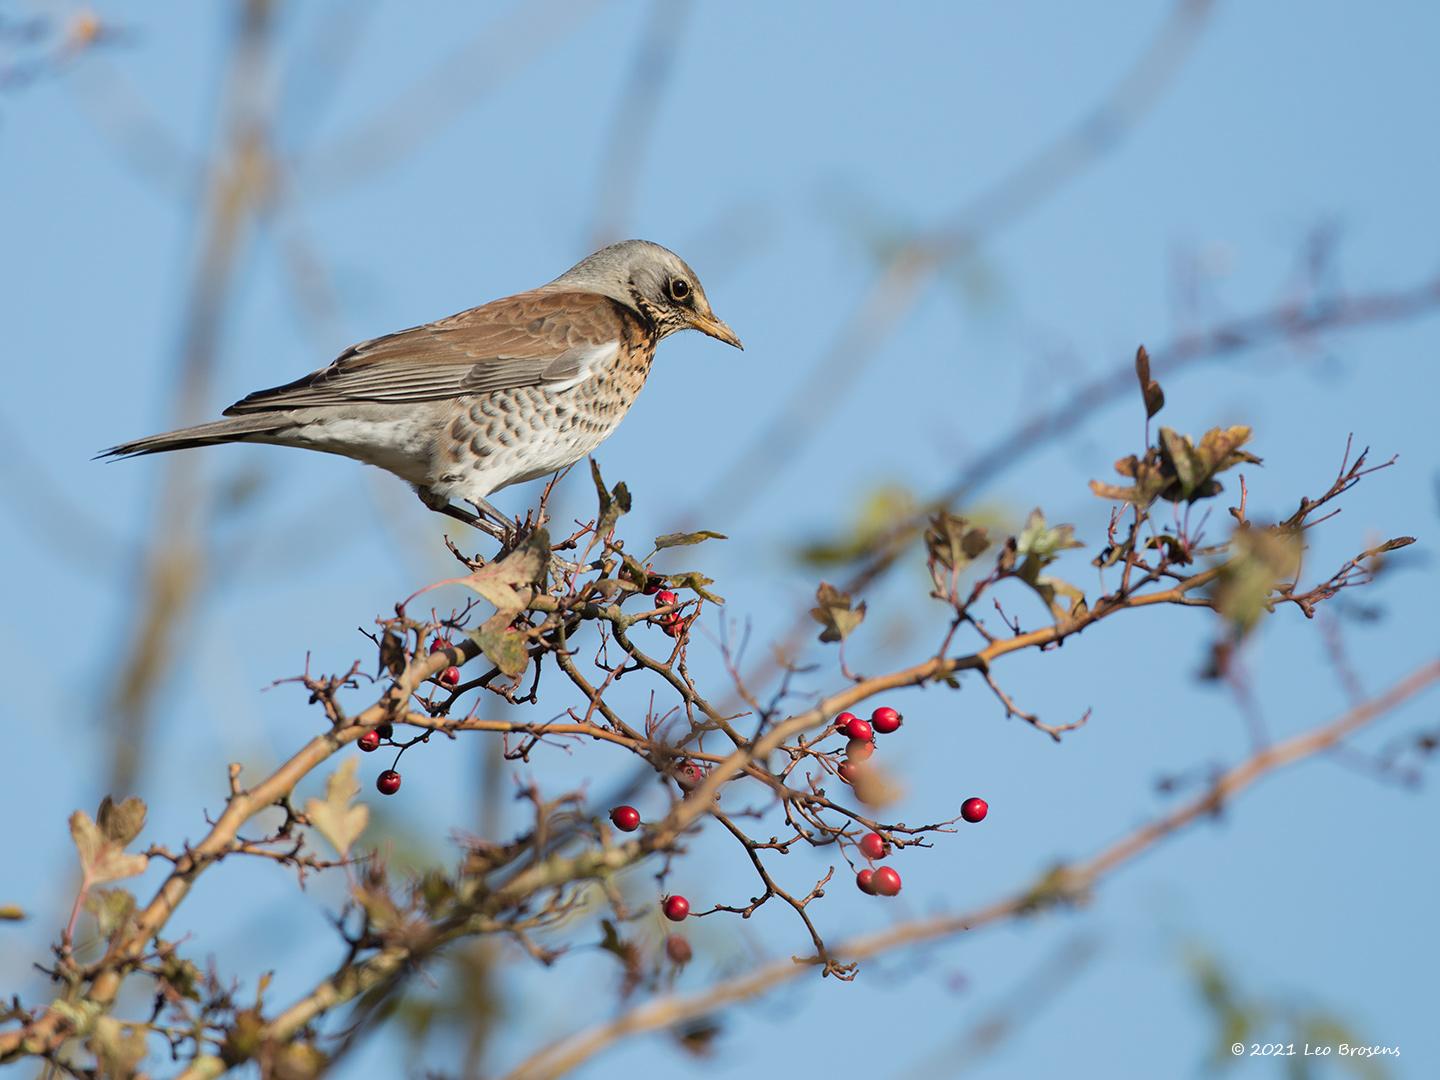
[102,240,741,537]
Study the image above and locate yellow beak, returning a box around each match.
[689,311,743,350]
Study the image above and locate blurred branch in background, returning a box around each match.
[0,8,123,96]
[690,0,1217,522]
[505,657,1439,1080]
[723,274,1440,712]
[900,935,1101,1079]
[586,0,693,250]
[297,0,606,197]
[102,0,278,799]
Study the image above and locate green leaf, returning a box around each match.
[305,758,369,858]
[796,484,918,567]
[654,530,727,550]
[809,581,866,643]
[1212,528,1301,639]
[472,618,529,678]
[84,888,137,940]
[71,801,149,886]
[1135,344,1165,419]
[1015,508,1084,562]
[463,529,549,618]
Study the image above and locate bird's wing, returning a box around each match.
[224,290,627,413]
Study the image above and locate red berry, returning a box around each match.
[675,762,705,790]
[429,636,452,654]
[871,706,903,734]
[859,832,888,860]
[357,730,381,753]
[837,761,859,785]
[665,934,693,965]
[846,738,874,762]
[643,574,664,596]
[376,722,394,740]
[833,711,859,733]
[843,717,874,742]
[376,770,402,796]
[661,612,685,638]
[662,895,690,922]
[440,666,461,687]
[856,868,877,894]
[654,590,679,607]
[871,866,902,896]
[961,797,988,823]
[610,805,641,832]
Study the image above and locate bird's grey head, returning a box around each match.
[549,239,742,349]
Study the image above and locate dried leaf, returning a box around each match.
[1134,344,1165,419]
[305,758,369,858]
[97,795,147,847]
[463,529,549,618]
[925,512,991,571]
[809,581,867,643]
[0,905,24,921]
[666,571,724,604]
[378,630,406,678]
[590,458,631,538]
[1370,536,1416,555]
[654,530,727,550]
[1092,426,1261,507]
[71,803,149,886]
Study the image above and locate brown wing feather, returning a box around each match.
[224,290,628,414]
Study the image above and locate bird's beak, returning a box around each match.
[689,311,743,350]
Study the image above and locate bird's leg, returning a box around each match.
[468,495,516,531]
[416,487,508,541]
[469,496,533,550]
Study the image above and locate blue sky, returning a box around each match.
[3,2,1438,1078]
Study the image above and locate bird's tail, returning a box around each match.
[98,416,293,460]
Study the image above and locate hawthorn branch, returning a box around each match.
[503,657,1440,1080]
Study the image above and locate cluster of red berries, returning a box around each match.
[834,706,990,894]
[833,705,902,785]
[653,590,684,638]
[430,635,461,687]
[854,827,903,896]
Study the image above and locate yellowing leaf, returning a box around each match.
[473,618,529,678]
[463,530,549,618]
[305,758,369,858]
[90,1016,149,1077]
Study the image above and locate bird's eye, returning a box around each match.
[668,278,691,302]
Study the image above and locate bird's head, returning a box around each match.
[553,239,742,350]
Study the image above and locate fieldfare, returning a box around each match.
[103,240,741,535]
